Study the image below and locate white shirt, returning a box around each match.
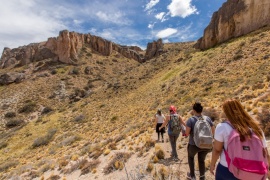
[214,122,267,167]
[156,114,165,124]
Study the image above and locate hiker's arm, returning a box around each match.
[210,139,223,175]
[179,116,186,127]
[185,127,191,136]
[159,117,168,130]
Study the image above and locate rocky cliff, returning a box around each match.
[195,0,270,50]
[0,30,161,68]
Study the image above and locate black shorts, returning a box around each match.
[156,123,165,133]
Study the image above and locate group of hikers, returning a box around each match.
[154,99,270,180]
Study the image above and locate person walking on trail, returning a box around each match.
[185,102,215,180]
[210,99,269,180]
[155,109,166,142]
[159,105,186,161]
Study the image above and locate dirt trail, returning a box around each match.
[151,131,214,180]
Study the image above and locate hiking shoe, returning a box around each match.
[173,157,179,162]
[187,172,196,180]
[162,139,164,143]
[199,175,205,180]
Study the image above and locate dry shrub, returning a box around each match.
[103,152,131,174]
[155,149,165,160]
[103,149,111,155]
[18,101,37,113]
[203,108,220,122]
[81,159,101,175]
[107,142,117,150]
[63,158,87,174]
[58,158,69,169]
[0,160,18,172]
[158,166,169,180]
[5,119,24,128]
[46,174,61,180]
[32,129,57,148]
[144,138,155,151]
[257,108,270,136]
[146,162,154,172]
[152,155,159,163]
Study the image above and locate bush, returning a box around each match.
[18,102,37,113]
[41,107,53,115]
[203,108,220,122]
[155,149,165,159]
[5,119,24,128]
[73,115,85,123]
[257,108,270,136]
[32,129,57,148]
[81,160,101,175]
[0,160,18,172]
[103,152,131,174]
[4,112,16,118]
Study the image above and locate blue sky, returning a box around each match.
[0,0,227,53]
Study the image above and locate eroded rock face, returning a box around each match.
[145,39,163,60]
[195,0,270,50]
[0,30,162,69]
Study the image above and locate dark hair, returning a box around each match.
[193,102,203,113]
[157,109,161,115]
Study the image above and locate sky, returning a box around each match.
[0,0,227,53]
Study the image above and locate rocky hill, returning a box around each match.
[0,30,164,70]
[195,0,270,50]
[0,0,270,179]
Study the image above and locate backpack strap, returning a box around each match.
[193,115,206,121]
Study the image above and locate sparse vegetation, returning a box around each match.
[32,128,57,148]
[0,26,270,179]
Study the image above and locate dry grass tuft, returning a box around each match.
[103,152,131,174]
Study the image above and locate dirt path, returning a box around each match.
[151,131,215,180]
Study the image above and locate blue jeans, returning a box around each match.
[216,163,239,180]
[169,135,179,158]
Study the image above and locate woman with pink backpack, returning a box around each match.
[210,99,270,180]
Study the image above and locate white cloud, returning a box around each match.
[155,12,165,20]
[145,0,160,11]
[156,28,178,38]
[155,12,169,22]
[0,0,68,52]
[95,11,131,25]
[148,23,155,29]
[167,0,198,18]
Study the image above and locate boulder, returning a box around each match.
[0,73,25,85]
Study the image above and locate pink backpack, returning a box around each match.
[224,121,269,180]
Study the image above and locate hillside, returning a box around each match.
[0,27,270,179]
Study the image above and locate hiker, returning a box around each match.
[155,109,166,142]
[159,105,186,161]
[210,99,269,180]
[185,102,215,180]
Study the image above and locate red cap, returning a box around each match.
[169,105,176,113]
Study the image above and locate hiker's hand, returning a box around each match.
[210,164,215,175]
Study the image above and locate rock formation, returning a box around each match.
[0,30,161,69]
[195,0,270,50]
[145,39,163,60]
